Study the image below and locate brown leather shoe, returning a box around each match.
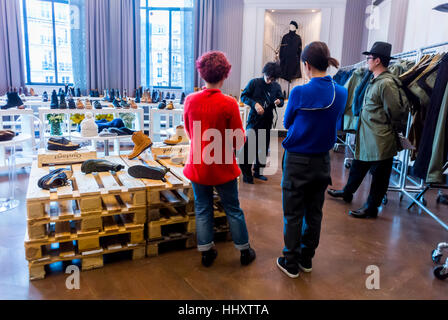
[0,130,15,141]
[128,131,153,159]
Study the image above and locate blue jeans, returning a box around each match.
[191,179,250,252]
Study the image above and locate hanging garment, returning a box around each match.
[354,71,407,162]
[427,84,448,183]
[279,31,302,82]
[343,68,365,132]
[352,71,373,117]
[413,54,448,180]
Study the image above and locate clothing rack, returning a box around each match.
[339,41,448,231]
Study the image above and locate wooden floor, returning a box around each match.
[1,140,448,300]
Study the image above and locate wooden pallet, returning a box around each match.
[37,148,97,168]
[151,143,190,160]
[28,240,146,280]
[146,233,196,257]
[24,219,145,261]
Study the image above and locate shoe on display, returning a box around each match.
[201,248,218,267]
[42,91,48,102]
[276,257,299,278]
[81,159,124,174]
[50,90,59,109]
[68,98,76,109]
[180,92,186,105]
[327,189,353,203]
[112,98,121,109]
[127,131,153,160]
[64,84,69,94]
[85,99,93,109]
[130,99,138,109]
[158,100,167,110]
[164,125,189,145]
[298,256,312,273]
[76,99,84,109]
[349,205,378,219]
[94,101,103,109]
[76,88,81,97]
[135,91,141,103]
[128,165,168,181]
[47,137,81,151]
[1,92,25,110]
[240,247,256,266]
[166,101,174,110]
[103,90,110,101]
[58,88,63,97]
[109,89,115,102]
[59,93,67,109]
[69,87,75,97]
[0,130,15,142]
[29,87,37,96]
[120,99,130,109]
[109,127,135,136]
[38,168,73,190]
[98,128,118,137]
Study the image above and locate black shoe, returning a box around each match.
[42,91,48,102]
[242,175,254,184]
[109,89,115,102]
[68,98,76,109]
[298,257,312,273]
[202,248,218,267]
[81,159,124,174]
[158,100,167,109]
[253,173,268,181]
[109,127,134,136]
[50,90,59,109]
[76,88,81,97]
[128,165,167,181]
[240,247,256,266]
[112,98,121,109]
[349,205,378,219]
[47,137,80,151]
[327,189,353,203]
[135,90,141,103]
[1,92,24,109]
[276,257,299,278]
[38,168,73,190]
[180,92,186,105]
[59,93,67,109]
[94,101,103,109]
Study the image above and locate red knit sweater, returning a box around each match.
[183,89,245,186]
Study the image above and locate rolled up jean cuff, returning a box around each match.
[234,242,250,251]
[197,242,215,252]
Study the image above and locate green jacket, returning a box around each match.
[343,68,365,132]
[355,71,408,161]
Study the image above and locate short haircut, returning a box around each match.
[196,51,232,84]
[372,54,391,68]
[262,62,281,79]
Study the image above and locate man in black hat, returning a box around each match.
[328,41,408,218]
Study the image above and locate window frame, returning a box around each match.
[141,1,192,90]
[22,0,73,86]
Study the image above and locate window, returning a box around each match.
[22,0,73,85]
[141,0,193,89]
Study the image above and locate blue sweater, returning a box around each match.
[282,76,348,154]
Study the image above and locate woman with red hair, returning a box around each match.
[183,51,256,267]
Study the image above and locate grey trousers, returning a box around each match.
[281,150,331,269]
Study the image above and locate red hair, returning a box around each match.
[196,51,232,84]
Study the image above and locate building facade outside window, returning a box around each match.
[21,0,73,85]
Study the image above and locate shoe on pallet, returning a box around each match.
[164,125,189,145]
[1,92,25,110]
[38,168,73,190]
[81,159,124,174]
[128,131,153,160]
[0,130,15,142]
[128,164,168,181]
[47,137,80,151]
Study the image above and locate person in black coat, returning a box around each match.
[280,21,302,82]
[239,62,285,184]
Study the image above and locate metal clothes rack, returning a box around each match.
[338,41,448,231]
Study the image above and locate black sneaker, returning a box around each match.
[94,101,103,109]
[298,257,312,273]
[128,165,168,182]
[276,257,299,278]
[202,248,218,267]
[242,175,254,184]
[109,127,135,136]
[253,173,268,181]
[81,159,124,174]
[47,137,81,151]
[240,247,256,266]
[38,168,73,190]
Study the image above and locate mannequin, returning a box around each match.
[279,21,302,82]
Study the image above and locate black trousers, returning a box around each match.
[239,126,271,177]
[343,158,394,209]
[282,151,331,269]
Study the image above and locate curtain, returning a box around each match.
[70,0,87,94]
[0,0,26,95]
[182,5,194,94]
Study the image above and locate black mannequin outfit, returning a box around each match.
[279,28,302,82]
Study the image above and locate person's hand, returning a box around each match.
[274,99,281,106]
[255,103,264,115]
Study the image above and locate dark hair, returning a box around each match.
[371,54,391,68]
[262,62,281,79]
[301,41,339,71]
[196,51,232,84]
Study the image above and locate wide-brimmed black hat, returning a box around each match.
[362,41,394,59]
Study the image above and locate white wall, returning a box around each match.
[241,0,347,89]
[402,0,448,52]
